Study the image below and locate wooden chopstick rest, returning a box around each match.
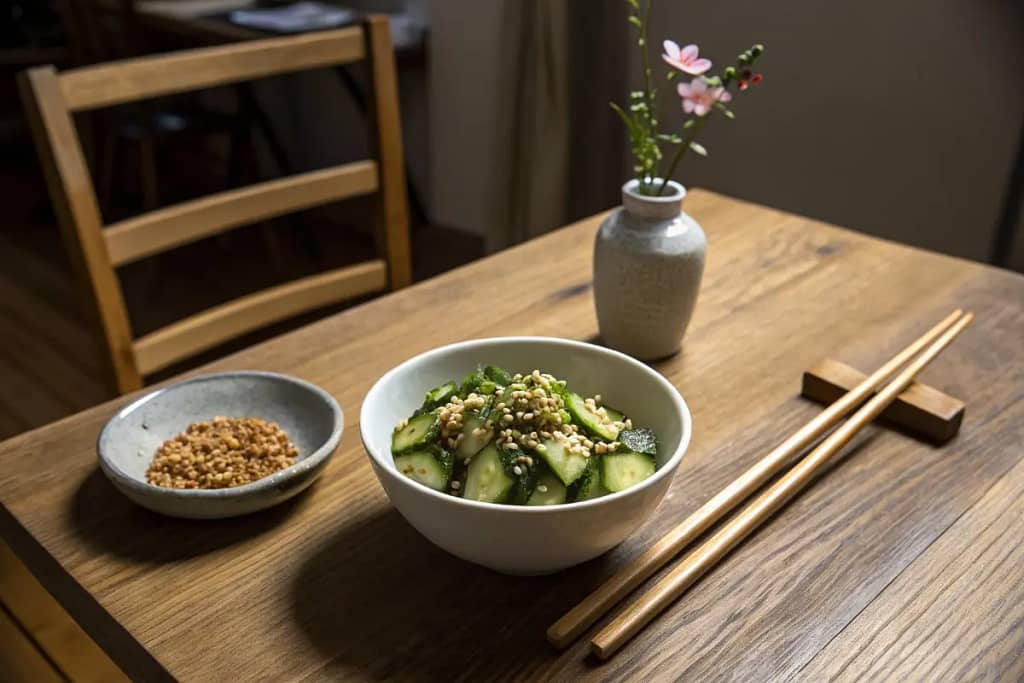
[802,358,964,444]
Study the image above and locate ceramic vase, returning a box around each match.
[593,179,706,360]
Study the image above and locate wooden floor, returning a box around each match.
[0,147,484,681]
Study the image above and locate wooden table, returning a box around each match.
[2,191,1023,681]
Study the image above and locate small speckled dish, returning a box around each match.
[97,371,343,519]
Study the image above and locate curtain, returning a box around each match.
[492,0,629,248]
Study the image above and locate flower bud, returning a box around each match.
[723,66,737,81]
[751,44,764,57]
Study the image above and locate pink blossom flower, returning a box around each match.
[662,40,712,75]
[677,78,732,117]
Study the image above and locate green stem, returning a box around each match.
[657,115,709,195]
[639,0,655,191]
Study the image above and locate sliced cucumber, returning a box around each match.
[601,452,656,492]
[537,437,589,487]
[394,446,453,491]
[527,467,568,506]
[455,411,493,460]
[463,443,516,503]
[392,412,439,454]
[422,381,458,411]
[565,392,619,441]
[483,365,513,386]
[568,457,610,501]
[603,406,626,424]
[618,428,657,456]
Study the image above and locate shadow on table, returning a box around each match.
[68,468,311,562]
[290,507,619,682]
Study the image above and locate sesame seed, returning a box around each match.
[502,414,514,423]
[451,480,461,490]
[537,485,548,493]
[513,465,523,475]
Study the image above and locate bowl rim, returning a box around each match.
[97,370,344,499]
[360,336,692,513]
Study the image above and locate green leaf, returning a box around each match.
[666,70,677,81]
[657,133,683,144]
[715,102,736,119]
[628,15,642,27]
[626,0,640,8]
[689,141,708,156]
[683,119,696,129]
[609,101,636,133]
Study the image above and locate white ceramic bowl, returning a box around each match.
[98,371,343,519]
[360,337,692,575]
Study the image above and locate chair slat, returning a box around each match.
[60,27,365,112]
[133,260,388,375]
[105,161,379,266]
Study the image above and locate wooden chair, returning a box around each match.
[19,19,412,394]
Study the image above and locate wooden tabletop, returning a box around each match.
[2,190,1023,682]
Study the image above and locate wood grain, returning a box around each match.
[795,453,1024,682]
[802,358,965,443]
[104,161,379,266]
[0,191,1022,682]
[590,313,973,659]
[59,27,365,111]
[548,310,964,650]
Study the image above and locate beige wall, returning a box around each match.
[645,0,1023,263]
[429,1,1024,264]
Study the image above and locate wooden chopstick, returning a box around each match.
[589,312,974,659]
[547,309,964,649]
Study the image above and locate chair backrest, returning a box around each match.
[20,19,412,394]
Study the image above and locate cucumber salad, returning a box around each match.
[391,366,659,505]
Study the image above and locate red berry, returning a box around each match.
[739,80,749,90]
[751,73,764,84]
